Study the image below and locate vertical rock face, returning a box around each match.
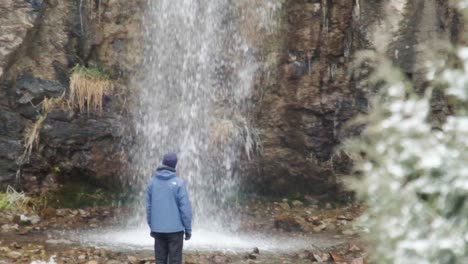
[0,0,143,191]
[252,0,461,196]
[0,0,38,78]
[0,0,462,196]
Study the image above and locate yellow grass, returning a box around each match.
[69,65,113,115]
[21,96,66,162]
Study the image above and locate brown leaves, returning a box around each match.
[308,243,367,264]
[330,251,346,262]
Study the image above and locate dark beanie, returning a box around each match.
[162,152,178,169]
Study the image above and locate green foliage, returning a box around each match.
[347,45,468,263]
[45,184,114,208]
[0,192,9,210]
[287,192,304,202]
[71,64,111,80]
[70,64,113,114]
[0,186,31,211]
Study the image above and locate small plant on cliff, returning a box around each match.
[21,95,65,162]
[0,186,31,211]
[347,39,468,264]
[22,96,66,162]
[70,64,113,114]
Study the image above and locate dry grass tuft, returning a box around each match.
[70,65,113,115]
[22,96,66,162]
[0,186,31,211]
[22,115,46,162]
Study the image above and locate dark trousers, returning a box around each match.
[152,231,184,264]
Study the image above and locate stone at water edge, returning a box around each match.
[337,215,353,221]
[273,214,303,232]
[342,229,356,236]
[45,239,72,245]
[40,208,57,219]
[312,251,331,262]
[127,256,138,262]
[245,253,257,260]
[279,202,290,210]
[212,255,231,263]
[7,251,22,259]
[252,247,260,254]
[106,260,124,264]
[292,200,304,207]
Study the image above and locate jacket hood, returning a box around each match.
[154,165,176,180]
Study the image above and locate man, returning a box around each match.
[145,152,192,264]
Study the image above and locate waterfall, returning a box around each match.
[81,0,295,251]
[131,0,281,230]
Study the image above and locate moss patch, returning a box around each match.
[43,182,115,208]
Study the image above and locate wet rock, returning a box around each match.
[342,229,356,236]
[279,202,290,211]
[20,214,41,225]
[0,138,22,187]
[40,208,56,219]
[7,250,22,259]
[1,224,18,232]
[326,223,337,231]
[337,215,353,221]
[127,256,138,262]
[274,214,303,232]
[212,255,231,263]
[245,253,257,260]
[304,196,319,206]
[311,251,331,262]
[106,261,124,264]
[16,73,65,103]
[252,247,260,254]
[291,200,303,207]
[45,238,72,245]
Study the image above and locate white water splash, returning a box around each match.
[30,256,56,264]
[81,227,338,253]
[127,0,282,231]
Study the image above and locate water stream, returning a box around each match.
[81,0,303,252]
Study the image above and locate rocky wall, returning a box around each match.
[251,0,461,196]
[0,0,462,197]
[0,0,143,191]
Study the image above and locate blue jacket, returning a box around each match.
[145,166,192,233]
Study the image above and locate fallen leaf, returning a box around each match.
[312,251,331,262]
[330,251,346,262]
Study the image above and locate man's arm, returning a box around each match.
[177,181,193,235]
[145,180,152,227]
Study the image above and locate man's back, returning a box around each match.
[145,166,192,233]
[145,153,192,264]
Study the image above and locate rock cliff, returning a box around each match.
[251,0,461,196]
[0,0,142,191]
[0,0,462,197]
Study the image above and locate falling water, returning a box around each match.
[79,0,314,251]
[131,0,280,230]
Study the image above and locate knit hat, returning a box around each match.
[162,152,178,169]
